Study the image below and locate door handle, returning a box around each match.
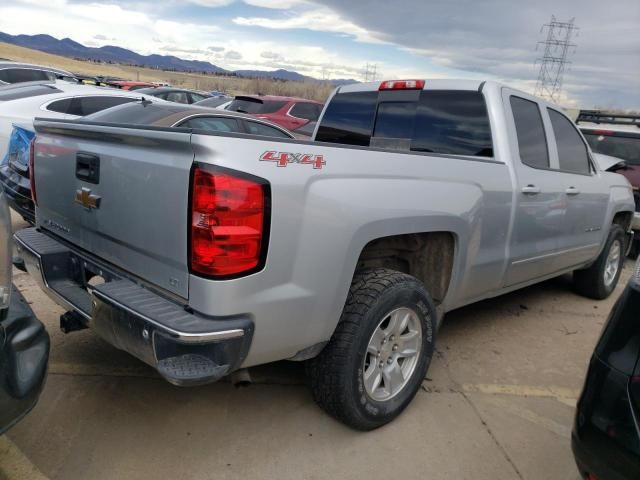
[521,185,541,195]
[565,186,580,195]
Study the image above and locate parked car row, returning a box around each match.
[0,78,300,223]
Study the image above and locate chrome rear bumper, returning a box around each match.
[14,227,253,386]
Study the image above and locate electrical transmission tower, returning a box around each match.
[363,63,378,82]
[534,16,578,102]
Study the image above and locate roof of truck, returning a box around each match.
[338,79,485,93]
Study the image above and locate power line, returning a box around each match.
[363,63,378,82]
[534,15,579,102]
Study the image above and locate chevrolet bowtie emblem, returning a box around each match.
[75,187,101,210]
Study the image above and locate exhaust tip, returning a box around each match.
[230,368,252,387]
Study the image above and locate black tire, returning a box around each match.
[573,225,625,300]
[306,268,436,430]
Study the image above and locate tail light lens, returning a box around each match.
[28,137,37,206]
[379,80,425,91]
[190,166,268,278]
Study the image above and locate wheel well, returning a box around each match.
[355,232,455,306]
[613,211,632,231]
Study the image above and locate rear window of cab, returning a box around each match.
[315,89,493,158]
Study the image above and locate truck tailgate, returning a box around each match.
[32,121,193,299]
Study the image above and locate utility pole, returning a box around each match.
[363,63,378,82]
[534,16,579,102]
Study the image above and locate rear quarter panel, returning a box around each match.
[189,133,512,367]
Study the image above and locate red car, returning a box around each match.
[226,95,323,131]
[108,81,159,91]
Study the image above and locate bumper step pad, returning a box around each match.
[157,354,229,386]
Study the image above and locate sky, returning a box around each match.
[0,0,638,108]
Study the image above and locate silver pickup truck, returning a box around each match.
[15,79,634,430]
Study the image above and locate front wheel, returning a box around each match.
[306,268,436,430]
[573,225,626,300]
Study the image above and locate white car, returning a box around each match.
[0,80,154,158]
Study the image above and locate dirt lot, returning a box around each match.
[2,211,628,480]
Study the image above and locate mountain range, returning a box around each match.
[0,32,357,86]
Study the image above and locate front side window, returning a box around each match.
[510,96,549,169]
[548,108,590,174]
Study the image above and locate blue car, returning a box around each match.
[0,125,35,223]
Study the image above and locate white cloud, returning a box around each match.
[260,51,284,61]
[233,7,387,44]
[224,50,243,60]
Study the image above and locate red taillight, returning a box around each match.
[591,129,614,135]
[379,79,425,91]
[28,137,37,206]
[190,167,268,277]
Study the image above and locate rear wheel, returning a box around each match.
[574,225,625,299]
[306,268,436,430]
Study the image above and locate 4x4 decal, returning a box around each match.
[260,151,326,169]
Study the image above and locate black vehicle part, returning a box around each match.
[60,310,87,333]
[0,286,50,434]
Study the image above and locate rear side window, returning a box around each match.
[548,108,591,174]
[180,116,240,132]
[584,133,640,165]
[315,91,377,146]
[510,96,549,169]
[290,102,321,121]
[0,68,52,83]
[246,121,291,138]
[46,98,73,114]
[77,97,136,116]
[228,99,286,114]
